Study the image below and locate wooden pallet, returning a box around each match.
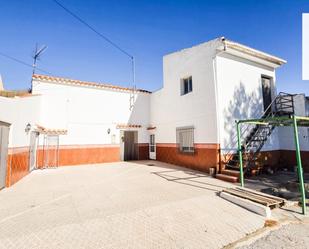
[222,187,286,209]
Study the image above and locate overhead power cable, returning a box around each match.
[52,0,133,59]
[0,51,51,74]
[52,0,136,109]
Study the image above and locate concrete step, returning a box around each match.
[216,174,238,183]
[221,169,240,178]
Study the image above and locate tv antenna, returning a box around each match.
[32,43,48,75]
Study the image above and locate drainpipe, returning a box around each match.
[212,37,227,172]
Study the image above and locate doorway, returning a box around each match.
[261,76,273,114]
[149,134,156,160]
[29,131,39,171]
[123,131,138,161]
[0,122,10,189]
[43,135,60,168]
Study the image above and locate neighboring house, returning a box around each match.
[0,37,308,188]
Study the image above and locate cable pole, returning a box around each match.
[132,56,135,85]
[52,0,136,109]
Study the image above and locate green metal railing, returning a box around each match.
[236,115,309,215]
[224,92,294,171]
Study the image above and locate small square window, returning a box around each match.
[181,76,193,95]
[176,127,194,153]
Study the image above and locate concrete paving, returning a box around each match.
[239,222,309,249]
[0,161,265,249]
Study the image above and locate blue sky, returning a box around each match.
[0,0,308,94]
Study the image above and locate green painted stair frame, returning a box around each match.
[224,92,294,172]
[236,115,309,215]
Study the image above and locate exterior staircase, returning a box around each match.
[216,92,295,183]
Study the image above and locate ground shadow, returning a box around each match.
[131,160,231,192]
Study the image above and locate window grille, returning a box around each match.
[176,127,194,153]
[150,134,155,152]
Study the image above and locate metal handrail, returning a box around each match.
[222,92,294,165]
[223,95,278,156]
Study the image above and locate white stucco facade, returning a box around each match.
[150,38,288,154]
[3,37,307,153]
[150,39,219,145]
[32,80,150,146]
[2,38,307,154]
[0,95,41,148]
[278,94,309,151]
[1,37,308,188]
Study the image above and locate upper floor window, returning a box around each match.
[181,76,193,95]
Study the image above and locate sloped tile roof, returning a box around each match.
[32,74,151,94]
[36,124,67,135]
[116,124,142,129]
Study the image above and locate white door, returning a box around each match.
[29,131,39,171]
[0,124,9,189]
[149,134,156,160]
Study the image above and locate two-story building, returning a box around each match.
[0,37,308,188]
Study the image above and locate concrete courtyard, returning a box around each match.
[0,161,266,249]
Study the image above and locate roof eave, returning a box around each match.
[32,74,151,94]
[221,39,286,67]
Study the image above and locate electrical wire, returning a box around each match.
[0,51,51,74]
[52,0,133,59]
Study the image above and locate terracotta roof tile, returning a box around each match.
[32,74,151,94]
[36,124,67,135]
[116,124,142,129]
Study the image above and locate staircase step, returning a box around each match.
[225,164,241,170]
[216,174,238,183]
[221,169,240,177]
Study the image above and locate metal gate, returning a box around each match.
[43,135,59,168]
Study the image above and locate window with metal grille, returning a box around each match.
[150,134,155,152]
[176,127,194,153]
[181,76,193,95]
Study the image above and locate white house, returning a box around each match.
[0,37,308,188]
[150,37,286,176]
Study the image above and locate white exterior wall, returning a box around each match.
[215,53,280,151]
[2,40,305,157]
[150,40,219,144]
[32,80,150,145]
[0,95,41,147]
[278,94,309,151]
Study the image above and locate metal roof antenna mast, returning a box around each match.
[129,56,136,111]
[32,43,48,76]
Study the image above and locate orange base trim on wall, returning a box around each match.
[5,144,309,188]
[156,143,220,173]
[221,150,309,172]
[36,145,121,168]
[6,147,30,187]
[5,143,149,187]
